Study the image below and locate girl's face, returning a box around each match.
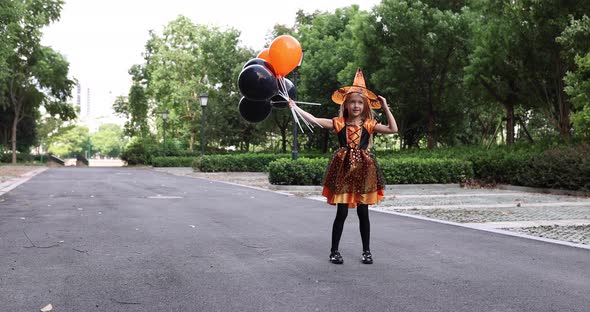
[345,93,365,119]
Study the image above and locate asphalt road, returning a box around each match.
[1,168,589,312]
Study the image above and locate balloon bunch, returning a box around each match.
[237,35,321,131]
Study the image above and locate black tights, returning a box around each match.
[331,203,370,252]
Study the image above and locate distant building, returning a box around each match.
[69,79,125,133]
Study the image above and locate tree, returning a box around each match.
[558,15,590,140]
[296,6,363,152]
[91,124,125,157]
[135,15,257,152]
[113,65,150,138]
[564,53,590,139]
[515,0,590,140]
[464,2,528,145]
[359,0,470,148]
[466,1,590,144]
[46,125,89,157]
[1,0,75,163]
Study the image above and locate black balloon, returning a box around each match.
[271,78,297,109]
[238,97,272,123]
[243,58,276,75]
[237,64,278,101]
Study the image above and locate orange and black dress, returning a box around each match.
[322,117,386,208]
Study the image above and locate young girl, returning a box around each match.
[289,68,398,264]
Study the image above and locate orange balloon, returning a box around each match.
[268,35,302,76]
[257,48,271,62]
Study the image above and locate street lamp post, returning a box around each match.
[161,110,169,156]
[292,50,304,160]
[199,93,208,156]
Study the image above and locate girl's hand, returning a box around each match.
[378,96,389,110]
[288,99,296,108]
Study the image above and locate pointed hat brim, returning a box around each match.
[331,68,381,109]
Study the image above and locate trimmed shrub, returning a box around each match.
[468,151,534,184]
[379,158,473,184]
[268,157,473,185]
[268,158,329,185]
[193,153,290,172]
[152,156,196,167]
[518,144,590,191]
[120,137,159,165]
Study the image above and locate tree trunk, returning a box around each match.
[556,57,571,140]
[189,129,195,151]
[427,101,436,149]
[504,101,515,146]
[280,127,287,153]
[558,95,571,140]
[11,114,18,164]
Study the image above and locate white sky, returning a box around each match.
[41,0,380,118]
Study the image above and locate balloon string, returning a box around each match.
[294,106,314,133]
[293,104,323,129]
[290,106,304,133]
[271,100,322,106]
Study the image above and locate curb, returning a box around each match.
[0,167,48,196]
[495,184,590,197]
[269,183,463,191]
[372,208,590,251]
[301,191,590,251]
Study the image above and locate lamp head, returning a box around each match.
[199,93,208,107]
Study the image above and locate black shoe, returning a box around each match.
[329,251,343,264]
[361,250,373,264]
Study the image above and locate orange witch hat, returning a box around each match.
[331,68,381,109]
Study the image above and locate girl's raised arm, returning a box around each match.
[373,96,398,134]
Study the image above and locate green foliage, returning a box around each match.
[90,123,126,157]
[46,125,89,157]
[113,64,150,138]
[268,158,328,185]
[296,6,361,151]
[120,136,160,165]
[520,144,590,191]
[151,156,196,167]
[140,16,258,152]
[380,158,473,184]
[194,154,290,172]
[0,152,44,163]
[565,53,590,139]
[0,0,74,164]
[267,156,472,185]
[358,0,470,148]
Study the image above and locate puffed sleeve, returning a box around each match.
[333,117,345,133]
[364,118,377,134]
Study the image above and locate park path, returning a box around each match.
[0,167,589,311]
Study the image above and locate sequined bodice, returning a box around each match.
[337,123,371,150]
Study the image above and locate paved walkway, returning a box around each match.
[2,166,588,246]
[3,167,589,311]
[154,167,590,247]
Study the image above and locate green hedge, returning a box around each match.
[268,157,473,185]
[379,158,474,184]
[268,158,329,185]
[152,156,196,167]
[193,153,290,172]
[517,144,590,191]
[155,144,589,191]
[1,153,46,163]
[468,151,535,184]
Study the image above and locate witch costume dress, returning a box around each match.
[321,116,386,208]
